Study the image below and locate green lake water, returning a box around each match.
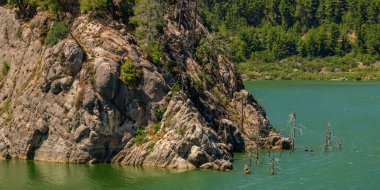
[1,81,380,190]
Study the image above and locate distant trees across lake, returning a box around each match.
[198,0,380,64]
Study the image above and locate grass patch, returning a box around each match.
[45,22,69,47]
[238,55,380,81]
[1,97,13,124]
[177,127,186,136]
[200,70,214,85]
[249,134,258,141]
[148,143,155,150]
[170,83,181,97]
[194,79,204,92]
[15,29,22,40]
[1,97,10,113]
[1,61,10,77]
[211,87,229,108]
[153,122,161,133]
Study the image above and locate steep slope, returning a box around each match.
[0,5,289,170]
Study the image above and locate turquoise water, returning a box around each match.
[1,81,380,190]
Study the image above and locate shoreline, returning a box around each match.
[242,78,380,82]
[241,73,380,82]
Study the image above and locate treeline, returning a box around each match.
[198,0,380,63]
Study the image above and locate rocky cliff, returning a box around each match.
[0,5,289,171]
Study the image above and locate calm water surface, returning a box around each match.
[1,81,379,190]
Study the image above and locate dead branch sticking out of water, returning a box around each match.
[324,122,344,152]
[325,122,333,152]
[271,155,276,175]
[246,148,260,166]
[290,112,296,152]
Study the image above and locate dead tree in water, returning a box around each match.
[246,147,260,166]
[324,122,344,151]
[288,111,305,153]
[271,156,276,175]
[338,139,343,150]
[255,148,260,165]
[246,149,254,166]
[325,122,333,152]
[268,155,283,175]
[289,112,297,152]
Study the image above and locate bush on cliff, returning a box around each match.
[44,21,68,46]
[120,59,140,86]
[133,127,146,145]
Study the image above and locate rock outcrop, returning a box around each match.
[0,5,289,170]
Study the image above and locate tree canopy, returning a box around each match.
[198,0,380,62]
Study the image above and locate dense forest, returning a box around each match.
[199,0,380,60]
[196,0,380,80]
[2,0,380,80]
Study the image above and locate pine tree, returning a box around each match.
[130,0,164,64]
[268,0,282,26]
[337,30,351,55]
[279,0,295,29]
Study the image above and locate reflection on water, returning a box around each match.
[1,81,379,189]
[0,160,184,190]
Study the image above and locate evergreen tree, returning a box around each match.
[279,0,295,28]
[130,0,164,64]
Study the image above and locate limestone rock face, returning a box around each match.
[63,40,83,76]
[94,61,118,99]
[112,95,233,169]
[0,6,289,170]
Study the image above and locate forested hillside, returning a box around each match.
[197,0,380,80]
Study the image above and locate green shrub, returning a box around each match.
[148,143,155,150]
[45,22,69,47]
[155,108,164,121]
[148,43,164,65]
[170,83,181,96]
[164,60,177,70]
[133,127,146,145]
[120,59,140,85]
[153,122,161,134]
[1,61,10,77]
[79,0,108,12]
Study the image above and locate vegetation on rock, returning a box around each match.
[120,59,140,86]
[1,61,10,77]
[154,108,164,121]
[130,0,164,65]
[133,127,147,145]
[45,21,68,46]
